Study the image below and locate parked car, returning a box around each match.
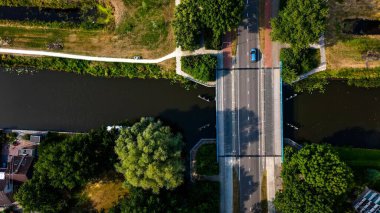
[250,48,257,62]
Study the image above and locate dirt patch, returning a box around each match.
[109,0,126,26]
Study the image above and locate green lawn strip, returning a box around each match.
[181,55,217,82]
[0,55,183,81]
[195,143,219,176]
[335,147,380,170]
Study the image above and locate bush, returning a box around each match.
[0,55,188,84]
[195,143,218,176]
[181,55,217,82]
[281,48,320,84]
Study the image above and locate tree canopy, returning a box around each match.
[181,54,217,82]
[271,0,328,50]
[173,0,244,50]
[115,117,184,193]
[15,128,118,212]
[274,144,353,213]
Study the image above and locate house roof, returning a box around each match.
[0,191,12,207]
[6,156,33,182]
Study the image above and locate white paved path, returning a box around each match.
[0,48,177,64]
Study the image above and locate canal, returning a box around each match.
[284,81,380,149]
[0,69,216,150]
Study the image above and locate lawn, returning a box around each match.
[0,0,176,58]
[325,0,380,69]
[335,147,380,170]
[195,143,219,176]
[82,178,128,211]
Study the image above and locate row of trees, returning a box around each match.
[173,0,244,50]
[274,144,354,212]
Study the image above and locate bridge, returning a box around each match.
[216,0,282,212]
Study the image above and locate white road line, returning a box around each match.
[249,168,251,171]
[248,90,250,95]
[248,117,250,121]
[248,104,250,107]
[247,78,250,82]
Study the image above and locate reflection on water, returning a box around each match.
[0,70,216,149]
[284,81,380,148]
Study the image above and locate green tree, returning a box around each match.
[35,129,117,189]
[109,187,179,213]
[172,1,202,51]
[173,0,244,50]
[181,54,217,82]
[274,145,353,213]
[271,0,328,50]
[115,117,184,193]
[15,177,67,213]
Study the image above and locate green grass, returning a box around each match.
[335,147,380,170]
[118,0,172,48]
[195,143,219,176]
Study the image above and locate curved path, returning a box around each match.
[0,48,177,64]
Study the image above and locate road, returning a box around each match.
[236,0,264,211]
[218,0,282,212]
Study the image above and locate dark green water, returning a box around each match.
[0,70,215,150]
[284,81,380,149]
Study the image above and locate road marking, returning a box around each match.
[247,78,249,82]
[249,167,251,171]
[248,90,250,95]
[248,103,250,107]
[248,143,251,147]
[248,117,250,121]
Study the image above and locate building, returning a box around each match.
[354,188,380,213]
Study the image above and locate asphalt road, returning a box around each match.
[235,0,266,212]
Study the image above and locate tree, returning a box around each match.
[15,128,118,212]
[172,1,202,51]
[15,177,67,213]
[115,117,184,193]
[109,187,179,213]
[173,0,244,50]
[271,0,328,50]
[35,129,117,189]
[274,145,353,213]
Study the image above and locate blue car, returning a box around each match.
[250,48,257,62]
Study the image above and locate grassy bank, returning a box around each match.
[292,67,380,93]
[0,0,92,8]
[195,143,218,176]
[0,0,175,58]
[0,55,188,84]
[325,0,380,69]
[336,147,380,170]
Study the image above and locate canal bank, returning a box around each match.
[284,81,380,149]
[0,69,216,151]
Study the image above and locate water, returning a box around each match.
[0,6,81,22]
[284,81,380,149]
[343,19,380,35]
[0,70,216,149]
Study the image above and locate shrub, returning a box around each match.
[181,54,217,82]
